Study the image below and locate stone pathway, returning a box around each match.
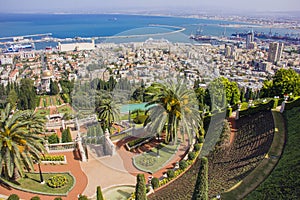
[80,150,136,198]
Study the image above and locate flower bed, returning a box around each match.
[47,175,68,188]
[41,155,67,165]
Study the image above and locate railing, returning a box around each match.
[78,115,97,125]
[46,121,62,128]
[47,142,76,153]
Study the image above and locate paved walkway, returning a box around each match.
[0,135,190,199]
[0,151,87,200]
[80,150,136,198]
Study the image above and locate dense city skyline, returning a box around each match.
[1,0,300,14]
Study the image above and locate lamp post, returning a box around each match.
[38,162,45,184]
[157,132,160,158]
[284,94,289,102]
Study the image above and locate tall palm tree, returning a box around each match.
[96,97,120,131]
[145,80,201,144]
[0,104,46,180]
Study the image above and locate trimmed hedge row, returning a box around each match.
[127,136,152,149]
[239,100,274,118]
[284,97,300,110]
[41,155,65,162]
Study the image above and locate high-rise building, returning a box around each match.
[268,42,284,64]
[225,44,236,58]
[246,30,254,49]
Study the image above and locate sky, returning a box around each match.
[0,0,300,14]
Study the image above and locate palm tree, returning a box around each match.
[0,104,46,180]
[96,97,120,130]
[145,80,201,144]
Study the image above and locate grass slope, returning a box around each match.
[222,110,285,199]
[246,107,300,200]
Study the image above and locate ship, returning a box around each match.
[190,27,218,43]
[231,30,300,43]
[4,44,33,53]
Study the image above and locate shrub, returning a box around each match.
[194,143,201,152]
[30,196,40,200]
[188,152,196,161]
[167,169,175,178]
[48,133,59,144]
[41,155,65,162]
[96,185,104,200]
[47,175,68,188]
[135,174,146,200]
[151,177,159,189]
[54,198,63,200]
[78,194,88,200]
[198,136,204,144]
[7,194,20,200]
[62,127,72,143]
[133,115,148,124]
[179,160,188,170]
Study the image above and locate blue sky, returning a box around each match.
[0,0,299,13]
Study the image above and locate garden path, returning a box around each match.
[0,151,88,200]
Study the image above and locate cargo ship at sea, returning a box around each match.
[189,27,218,43]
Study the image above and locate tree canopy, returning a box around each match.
[261,69,300,98]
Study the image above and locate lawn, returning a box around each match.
[57,105,73,115]
[133,142,179,174]
[245,107,300,199]
[35,108,50,116]
[2,172,75,196]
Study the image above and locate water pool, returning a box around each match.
[103,185,135,200]
[120,103,149,113]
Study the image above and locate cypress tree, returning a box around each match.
[135,174,147,200]
[96,186,104,200]
[193,157,208,200]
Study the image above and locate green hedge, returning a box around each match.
[284,97,300,110]
[128,137,151,148]
[239,100,274,118]
[41,155,65,162]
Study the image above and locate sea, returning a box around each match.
[0,13,299,49]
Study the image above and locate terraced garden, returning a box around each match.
[245,107,300,200]
[208,111,275,198]
[149,111,275,200]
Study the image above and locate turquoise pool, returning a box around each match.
[120,102,149,113]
